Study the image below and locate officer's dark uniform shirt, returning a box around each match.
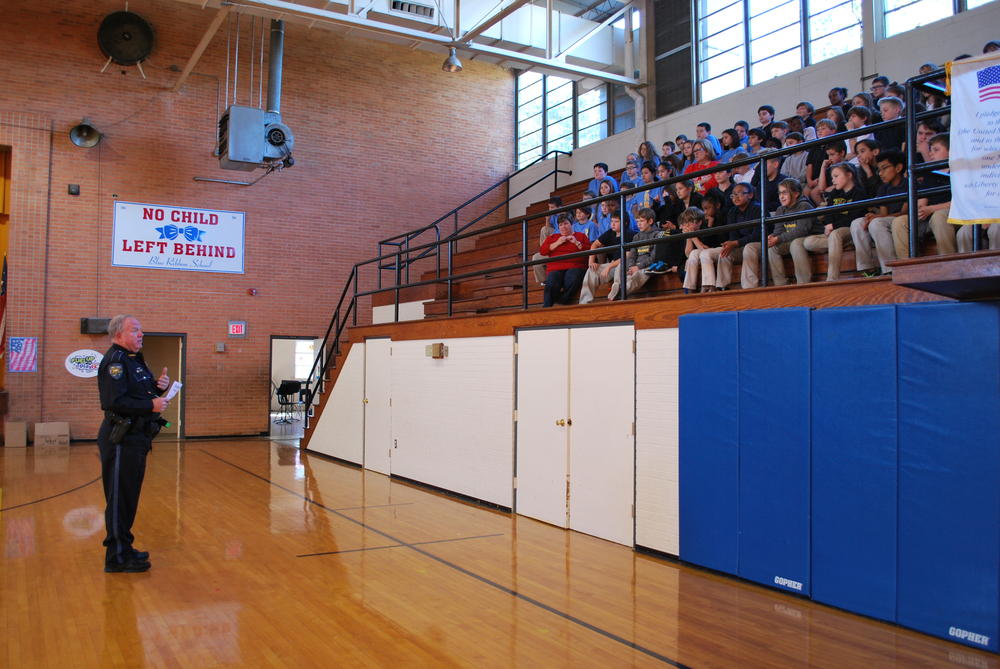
[98,343,162,418]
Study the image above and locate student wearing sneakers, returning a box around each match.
[894,132,955,258]
[609,208,660,300]
[851,149,908,277]
[741,178,817,288]
[712,182,764,291]
[791,162,866,283]
[540,214,591,307]
[579,211,634,304]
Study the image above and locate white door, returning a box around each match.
[363,338,392,475]
[515,328,570,528]
[569,325,636,546]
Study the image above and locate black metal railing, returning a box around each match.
[303,69,966,422]
[375,150,572,287]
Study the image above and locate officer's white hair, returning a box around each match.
[107,314,136,338]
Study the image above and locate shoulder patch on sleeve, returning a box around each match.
[109,363,124,379]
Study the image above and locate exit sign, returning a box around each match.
[228,321,247,337]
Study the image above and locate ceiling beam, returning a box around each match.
[461,0,533,43]
[172,5,232,93]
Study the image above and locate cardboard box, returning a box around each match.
[34,422,70,447]
[4,420,27,448]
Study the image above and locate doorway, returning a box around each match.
[142,333,185,439]
[269,335,320,440]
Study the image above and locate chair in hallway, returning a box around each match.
[275,380,302,423]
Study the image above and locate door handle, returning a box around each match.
[566,418,572,426]
[363,398,369,404]
[555,419,566,426]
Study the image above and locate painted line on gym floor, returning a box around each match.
[201,450,691,668]
[0,475,101,512]
[332,502,415,512]
[297,532,504,558]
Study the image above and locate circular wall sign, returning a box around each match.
[65,349,103,377]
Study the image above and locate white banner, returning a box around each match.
[112,201,246,273]
[948,52,1000,225]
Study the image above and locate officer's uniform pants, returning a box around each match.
[98,419,150,565]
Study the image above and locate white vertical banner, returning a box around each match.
[112,201,246,273]
[947,53,1000,225]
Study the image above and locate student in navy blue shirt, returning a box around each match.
[851,149,908,276]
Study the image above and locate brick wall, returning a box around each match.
[0,0,514,438]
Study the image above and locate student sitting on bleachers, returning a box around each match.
[622,159,644,190]
[696,122,724,158]
[620,180,643,229]
[782,133,810,183]
[679,140,695,172]
[746,128,767,157]
[609,208,661,300]
[684,140,720,194]
[586,163,618,198]
[741,177,817,288]
[638,141,661,171]
[579,210,633,304]
[826,106,847,132]
[660,179,703,229]
[791,162,866,283]
[870,76,889,104]
[751,148,788,214]
[594,186,618,236]
[540,214,591,307]
[915,119,944,162]
[892,132,954,259]
[631,163,661,228]
[854,138,883,196]
[852,92,882,123]
[713,165,736,206]
[850,149,908,277]
[652,206,697,276]
[731,150,754,184]
[734,120,751,152]
[829,86,851,117]
[681,193,729,292]
[874,96,906,152]
[757,104,776,137]
[661,141,675,167]
[845,106,874,161]
[796,101,817,129]
[808,140,848,205]
[719,129,742,164]
[714,182,765,291]
[571,205,601,242]
[770,121,789,145]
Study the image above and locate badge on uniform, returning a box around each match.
[109,363,124,379]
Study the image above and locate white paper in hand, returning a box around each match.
[164,381,183,401]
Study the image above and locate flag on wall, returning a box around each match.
[8,337,37,373]
[946,52,1000,225]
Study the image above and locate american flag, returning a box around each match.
[8,337,37,373]
[978,65,1000,102]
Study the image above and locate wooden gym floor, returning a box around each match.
[1,439,996,668]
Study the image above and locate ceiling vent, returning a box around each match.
[390,1,436,20]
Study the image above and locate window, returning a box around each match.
[698,0,867,100]
[882,0,953,38]
[293,340,315,380]
[808,0,862,64]
[965,0,995,8]
[515,72,632,168]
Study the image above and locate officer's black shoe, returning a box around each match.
[104,558,151,573]
[130,549,150,561]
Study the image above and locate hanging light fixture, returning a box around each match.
[441,47,462,73]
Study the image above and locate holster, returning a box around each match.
[106,412,132,445]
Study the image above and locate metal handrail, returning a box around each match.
[304,73,961,420]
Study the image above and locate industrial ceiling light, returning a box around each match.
[442,47,462,73]
[69,120,103,148]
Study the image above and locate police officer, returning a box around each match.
[98,314,170,573]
